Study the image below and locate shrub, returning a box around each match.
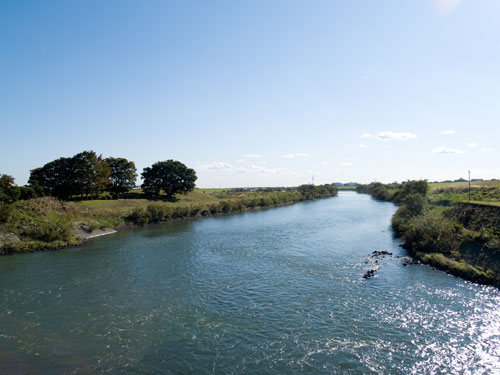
[420,253,495,283]
[0,204,12,223]
[147,204,166,223]
[402,213,462,255]
[391,194,428,235]
[126,208,150,225]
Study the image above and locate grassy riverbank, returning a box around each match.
[0,185,337,254]
[356,181,500,286]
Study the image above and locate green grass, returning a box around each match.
[428,180,500,207]
[429,180,500,190]
[419,252,495,284]
[336,185,358,191]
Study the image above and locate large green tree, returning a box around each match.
[72,151,111,199]
[141,160,197,199]
[105,157,137,198]
[28,157,76,199]
[28,151,111,200]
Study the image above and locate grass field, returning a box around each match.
[428,180,500,207]
[336,185,358,191]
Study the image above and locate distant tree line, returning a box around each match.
[355,180,427,204]
[1,151,198,203]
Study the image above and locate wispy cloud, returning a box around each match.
[480,148,494,152]
[359,143,368,148]
[281,152,309,158]
[361,133,372,139]
[441,130,456,135]
[376,131,418,141]
[199,162,234,171]
[467,143,478,148]
[341,162,352,166]
[236,159,244,163]
[433,146,465,154]
[245,153,262,158]
[199,161,300,175]
[235,164,298,175]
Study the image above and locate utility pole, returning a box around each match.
[312,175,315,186]
[468,170,471,201]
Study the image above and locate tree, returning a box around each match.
[393,180,428,204]
[0,174,20,203]
[72,151,111,199]
[28,151,111,200]
[141,160,197,199]
[28,157,76,200]
[105,157,137,198]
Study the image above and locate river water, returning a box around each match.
[0,192,499,374]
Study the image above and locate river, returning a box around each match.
[0,191,499,374]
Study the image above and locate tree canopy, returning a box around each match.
[141,160,197,199]
[29,151,111,200]
[0,174,19,204]
[105,157,137,198]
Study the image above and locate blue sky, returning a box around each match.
[1,0,499,187]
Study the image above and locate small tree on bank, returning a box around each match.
[0,174,19,204]
[141,160,197,199]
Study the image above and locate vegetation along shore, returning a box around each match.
[356,180,500,286]
[0,151,338,254]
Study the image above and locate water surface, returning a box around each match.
[0,192,499,374]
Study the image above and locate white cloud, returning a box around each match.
[199,162,234,171]
[341,162,352,166]
[235,164,298,175]
[359,143,368,148]
[236,159,245,163]
[433,146,465,154]
[200,161,300,176]
[322,161,328,166]
[281,153,309,158]
[480,148,494,152]
[467,143,478,148]
[376,131,418,141]
[245,153,262,158]
[441,130,456,135]
[361,133,372,138]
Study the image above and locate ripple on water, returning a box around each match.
[0,193,499,374]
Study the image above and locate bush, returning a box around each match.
[420,253,495,284]
[147,204,168,223]
[126,208,150,225]
[0,204,13,223]
[391,194,428,235]
[402,213,462,255]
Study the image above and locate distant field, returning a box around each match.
[429,180,500,189]
[71,190,230,215]
[428,180,500,207]
[336,185,357,191]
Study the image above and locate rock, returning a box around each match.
[72,225,117,240]
[372,250,393,257]
[0,232,20,248]
[401,257,418,266]
[363,269,377,279]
